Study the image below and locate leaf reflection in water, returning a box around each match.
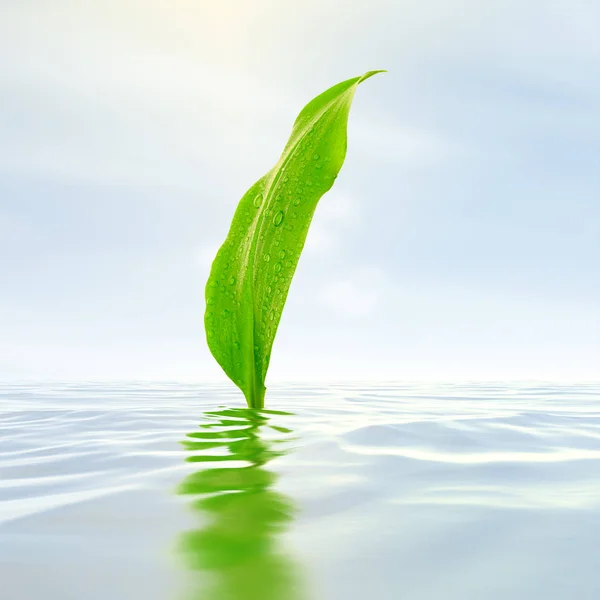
[177,408,305,600]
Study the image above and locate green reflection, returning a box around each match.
[177,408,305,600]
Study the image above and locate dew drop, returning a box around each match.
[234,341,240,350]
[273,211,284,227]
[207,297,215,305]
[222,309,230,318]
[283,176,289,183]
[279,250,286,259]
[207,330,215,338]
[269,311,275,321]
[228,276,236,285]
[293,198,301,206]
[263,253,271,262]
[274,262,282,273]
[253,193,263,208]
[206,311,213,318]
[313,154,320,160]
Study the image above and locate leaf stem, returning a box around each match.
[249,382,266,409]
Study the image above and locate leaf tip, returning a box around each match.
[357,70,387,84]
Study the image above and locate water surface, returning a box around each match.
[1,383,599,599]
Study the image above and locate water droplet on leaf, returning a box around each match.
[253,193,263,208]
[273,211,284,227]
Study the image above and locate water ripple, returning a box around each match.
[1,382,600,599]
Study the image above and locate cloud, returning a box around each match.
[351,120,460,167]
[320,266,387,318]
[304,190,362,258]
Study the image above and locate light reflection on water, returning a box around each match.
[1,382,599,600]
[177,408,305,600]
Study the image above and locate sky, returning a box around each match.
[0,0,598,383]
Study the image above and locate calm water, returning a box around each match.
[1,382,600,599]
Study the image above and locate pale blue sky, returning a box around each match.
[0,0,598,382]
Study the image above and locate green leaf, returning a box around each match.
[205,70,385,408]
